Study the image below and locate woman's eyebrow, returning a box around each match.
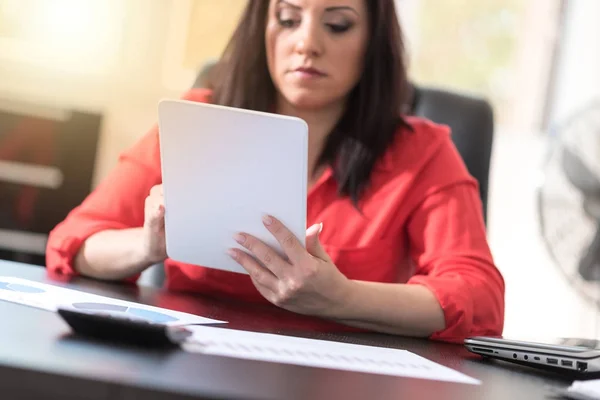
[277,1,358,16]
[325,6,358,16]
[277,0,301,9]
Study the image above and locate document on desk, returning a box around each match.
[0,276,224,326]
[183,326,480,385]
[560,379,600,400]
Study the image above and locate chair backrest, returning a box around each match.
[408,85,494,225]
[193,59,218,89]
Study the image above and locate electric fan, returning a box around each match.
[537,100,600,308]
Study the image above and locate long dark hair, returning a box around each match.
[210,0,410,203]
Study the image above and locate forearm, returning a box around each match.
[74,228,154,281]
[332,281,446,337]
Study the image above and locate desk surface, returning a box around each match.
[0,260,572,400]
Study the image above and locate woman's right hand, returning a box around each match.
[142,184,168,264]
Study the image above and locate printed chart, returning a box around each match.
[0,276,223,326]
[184,326,481,385]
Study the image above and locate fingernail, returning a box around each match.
[262,215,273,226]
[318,222,323,234]
[227,249,237,259]
[234,233,245,244]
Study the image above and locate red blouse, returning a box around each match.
[46,88,505,342]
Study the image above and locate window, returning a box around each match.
[399,0,563,131]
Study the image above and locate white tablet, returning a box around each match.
[157,99,308,274]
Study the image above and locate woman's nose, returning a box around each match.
[294,21,324,57]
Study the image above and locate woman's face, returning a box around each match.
[265,0,369,111]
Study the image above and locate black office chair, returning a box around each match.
[408,85,494,225]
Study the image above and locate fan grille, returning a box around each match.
[537,101,600,307]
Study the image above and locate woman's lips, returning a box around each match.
[292,67,327,79]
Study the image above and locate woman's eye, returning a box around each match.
[279,18,298,28]
[327,23,352,33]
[276,10,299,28]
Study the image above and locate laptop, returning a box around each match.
[465,336,600,376]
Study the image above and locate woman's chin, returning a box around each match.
[283,92,336,111]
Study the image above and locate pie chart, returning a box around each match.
[71,302,179,324]
[0,281,46,294]
[0,280,180,324]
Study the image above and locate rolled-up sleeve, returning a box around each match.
[46,88,212,279]
[403,130,505,343]
[45,127,161,280]
[406,182,505,342]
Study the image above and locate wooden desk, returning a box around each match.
[0,260,571,399]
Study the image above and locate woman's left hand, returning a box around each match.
[228,215,351,317]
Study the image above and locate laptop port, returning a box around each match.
[561,360,573,367]
[472,347,494,354]
[534,356,540,361]
[577,362,588,372]
[547,358,558,365]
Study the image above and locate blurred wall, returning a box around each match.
[0,0,574,186]
[0,0,259,187]
[0,0,183,187]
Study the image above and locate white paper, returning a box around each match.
[183,326,480,385]
[0,276,224,326]
[564,379,600,400]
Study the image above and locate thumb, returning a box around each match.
[147,204,165,232]
[305,223,329,260]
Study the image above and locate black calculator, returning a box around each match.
[57,307,192,348]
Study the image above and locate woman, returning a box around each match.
[46,0,505,342]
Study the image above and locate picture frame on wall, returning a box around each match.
[161,0,247,91]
